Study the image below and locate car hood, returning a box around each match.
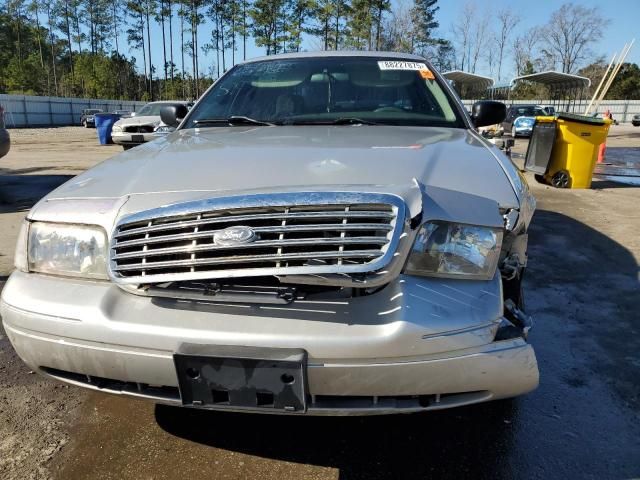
[114,115,161,127]
[38,125,520,221]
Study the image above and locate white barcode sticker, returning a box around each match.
[378,61,428,71]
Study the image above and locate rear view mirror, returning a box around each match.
[471,101,507,128]
[160,105,189,128]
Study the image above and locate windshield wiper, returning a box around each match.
[332,117,378,125]
[193,116,275,127]
[279,117,378,126]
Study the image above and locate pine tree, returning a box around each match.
[126,1,148,96]
[410,0,439,53]
[250,0,282,55]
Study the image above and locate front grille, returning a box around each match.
[110,193,405,284]
[124,125,155,133]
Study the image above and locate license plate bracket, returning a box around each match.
[174,344,307,412]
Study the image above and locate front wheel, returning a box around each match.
[551,170,570,188]
[511,126,517,138]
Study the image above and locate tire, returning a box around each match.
[550,170,570,188]
[82,121,88,128]
[511,126,517,138]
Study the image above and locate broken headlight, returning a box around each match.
[25,222,109,280]
[404,222,502,280]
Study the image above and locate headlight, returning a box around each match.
[404,222,502,280]
[26,222,108,279]
[112,125,123,133]
[154,125,173,133]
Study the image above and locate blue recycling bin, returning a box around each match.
[95,113,121,145]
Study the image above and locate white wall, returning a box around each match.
[0,95,147,128]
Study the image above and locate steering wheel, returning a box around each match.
[373,106,405,113]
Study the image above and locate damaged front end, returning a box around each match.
[110,181,534,343]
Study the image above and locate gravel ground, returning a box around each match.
[1,125,639,480]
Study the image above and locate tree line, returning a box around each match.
[2,0,638,102]
[0,0,450,100]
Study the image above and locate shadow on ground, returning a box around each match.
[0,174,73,212]
[142,210,640,480]
[156,400,518,480]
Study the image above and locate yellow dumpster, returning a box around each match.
[524,113,612,189]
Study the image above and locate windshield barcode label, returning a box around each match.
[378,61,428,71]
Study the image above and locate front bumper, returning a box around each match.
[514,128,533,137]
[111,131,155,145]
[1,271,539,415]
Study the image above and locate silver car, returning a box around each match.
[111,101,190,150]
[1,52,538,415]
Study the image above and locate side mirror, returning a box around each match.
[160,105,189,128]
[471,100,506,128]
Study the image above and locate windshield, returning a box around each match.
[137,103,171,116]
[513,106,545,117]
[184,57,464,128]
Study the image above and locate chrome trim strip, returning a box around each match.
[113,249,384,272]
[114,223,393,249]
[113,236,388,260]
[115,210,395,238]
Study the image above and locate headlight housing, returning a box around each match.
[24,222,109,279]
[404,222,502,280]
[154,125,174,133]
[112,125,123,133]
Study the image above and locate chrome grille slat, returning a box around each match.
[109,193,405,284]
[115,210,395,239]
[113,249,384,272]
[115,223,393,249]
[113,237,389,260]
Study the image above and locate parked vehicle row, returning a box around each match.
[501,104,553,138]
[80,109,103,128]
[111,101,192,150]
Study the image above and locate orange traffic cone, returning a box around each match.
[597,143,606,164]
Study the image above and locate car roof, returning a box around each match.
[241,50,427,65]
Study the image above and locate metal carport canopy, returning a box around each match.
[510,71,590,88]
[442,70,495,90]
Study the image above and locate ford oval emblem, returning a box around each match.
[213,226,258,246]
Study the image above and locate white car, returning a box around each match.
[111,101,190,150]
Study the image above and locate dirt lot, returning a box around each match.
[1,126,639,479]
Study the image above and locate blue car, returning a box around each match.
[511,116,536,137]
[503,105,547,138]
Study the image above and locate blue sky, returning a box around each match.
[140,0,638,81]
